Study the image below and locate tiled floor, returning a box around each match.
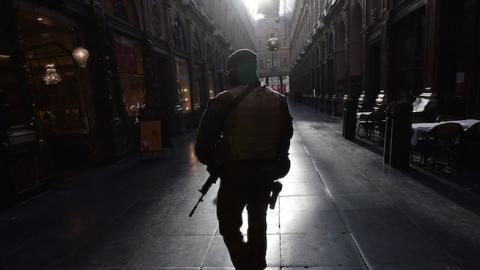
[1,102,480,269]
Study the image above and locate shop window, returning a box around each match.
[173,17,186,51]
[152,1,163,37]
[207,70,216,99]
[192,65,203,110]
[17,10,90,134]
[113,35,145,122]
[175,57,191,113]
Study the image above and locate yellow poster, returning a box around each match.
[140,120,162,152]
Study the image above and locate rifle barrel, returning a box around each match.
[188,174,218,217]
[188,194,204,217]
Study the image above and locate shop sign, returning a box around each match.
[140,120,162,152]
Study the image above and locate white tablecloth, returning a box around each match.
[411,119,480,145]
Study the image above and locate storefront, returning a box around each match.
[172,56,191,132]
[436,0,480,117]
[17,3,94,168]
[113,34,145,123]
[191,64,203,111]
[388,6,426,101]
[207,69,216,99]
[0,0,97,201]
[175,57,191,113]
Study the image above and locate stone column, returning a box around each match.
[423,0,440,95]
[384,101,413,169]
[164,1,180,135]
[85,0,128,159]
[143,37,162,114]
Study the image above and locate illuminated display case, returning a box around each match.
[175,57,192,113]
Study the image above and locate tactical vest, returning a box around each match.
[222,85,283,161]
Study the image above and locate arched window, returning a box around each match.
[173,17,186,50]
[107,0,139,27]
[152,0,163,37]
[193,32,202,57]
[112,0,128,21]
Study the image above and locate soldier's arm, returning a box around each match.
[195,97,224,166]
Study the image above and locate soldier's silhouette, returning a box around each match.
[195,49,293,270]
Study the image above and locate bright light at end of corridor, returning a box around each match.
[242,0,265,20]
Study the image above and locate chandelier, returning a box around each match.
[42,64,61,85]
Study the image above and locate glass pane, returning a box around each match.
[192,65,202,110]
[114,35,146,121]
[17,8,90,133]
[207,70,215,99]
[175,57,191,113]
[32,66,86,133]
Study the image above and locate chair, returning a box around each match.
[357,90,387,138]
[357,91,368,112]
[417,122,464,169]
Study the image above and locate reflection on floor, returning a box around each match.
[1,102,480,269]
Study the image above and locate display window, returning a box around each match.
[192,65,202,110]
[207,70,216,99]
[17,8,90,134]
[175,57,191,113]
[113,34,145,122]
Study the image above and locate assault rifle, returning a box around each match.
[188,172,218,217]
[188,173,283,217]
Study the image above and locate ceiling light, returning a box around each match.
[72,47,89,68]
[42,64,61,85]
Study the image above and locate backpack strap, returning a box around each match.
[221,83,261,122]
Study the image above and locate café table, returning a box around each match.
[411,119,480,145]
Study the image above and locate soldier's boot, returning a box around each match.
[223,235,249,270]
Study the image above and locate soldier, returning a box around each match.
[195,49,293,270]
